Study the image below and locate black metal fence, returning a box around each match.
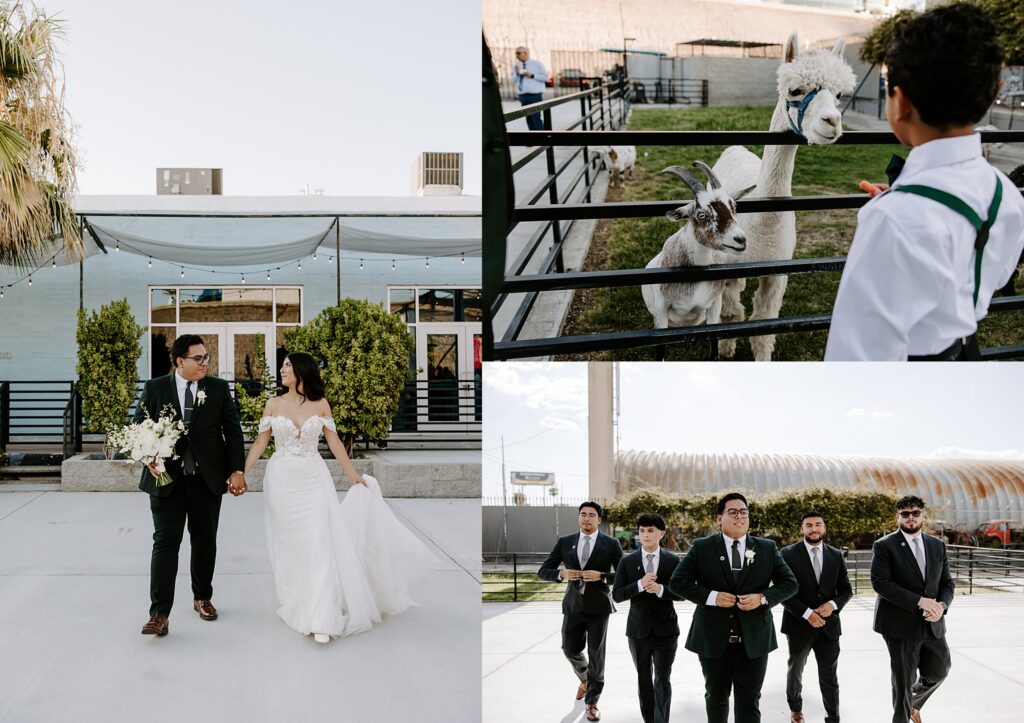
[484,122,1024,361]
[482,545,1024,602]
[628,77,708,107]
[0,378,481,458]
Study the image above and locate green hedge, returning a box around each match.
[605,487,899,550]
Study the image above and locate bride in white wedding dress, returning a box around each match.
[243,352,436,644]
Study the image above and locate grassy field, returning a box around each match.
[482,573,563,603]
[560,107,1024,360]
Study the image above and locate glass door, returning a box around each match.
[225,325,274,389]
[415,324,481,427]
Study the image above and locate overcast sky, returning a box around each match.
[483,363,1024,502]
[45,0,480,196]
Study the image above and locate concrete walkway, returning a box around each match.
[0,490,481,723]
[483,595,1024,722]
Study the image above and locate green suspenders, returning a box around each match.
[890,174,1004,306]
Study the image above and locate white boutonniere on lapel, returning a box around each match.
[745,549,756,564]
[195,390,207,407]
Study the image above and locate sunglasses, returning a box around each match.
[898,510,923,519]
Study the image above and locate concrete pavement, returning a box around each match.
[0,489,481,723]
[483,595,1024,722]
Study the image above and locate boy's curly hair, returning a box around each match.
[885,3,1003,129]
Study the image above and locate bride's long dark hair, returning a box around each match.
[280,352,326,402]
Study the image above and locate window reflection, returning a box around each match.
[389,288,416,323]
[179,288,272,322]
[151,289,175,323]
[418,289,455,322]
[276,288,301,323]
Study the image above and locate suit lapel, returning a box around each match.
[189,377,208,426]
[796,542,818,590]
[166,373,183,419]
[568,535,582,570]
[735,535,755,588]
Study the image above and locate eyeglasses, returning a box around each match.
[898,510,923,519]
[186,354,211,364]
[579,512,599,518]
[724,509,749,519]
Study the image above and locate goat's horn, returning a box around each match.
[692,161,721,190]
[661,166,705,198]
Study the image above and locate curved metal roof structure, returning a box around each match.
[615,450,1024,527]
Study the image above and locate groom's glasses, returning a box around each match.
[186,354,211,364]
[898,510,923,519]
[724,509,749,519]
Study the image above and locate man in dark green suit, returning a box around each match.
[669,492,798,723]
[137,334,246,636]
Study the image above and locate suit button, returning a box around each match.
[729,614,734,618]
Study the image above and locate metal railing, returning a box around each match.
[482,544,1024,602]
[627,77,709,107]
[0,381,77,449]
[485,124,1024,360]
[490,80,633,350]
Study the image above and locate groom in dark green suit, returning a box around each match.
[669,492,798,723]
[137,334,246,636]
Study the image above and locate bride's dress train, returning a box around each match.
[259,414,436,639]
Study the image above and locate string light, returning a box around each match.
[28,276,32,287]
[460,253,465,265]
[359,259,363,271]
[241,274,246,284]
[52,258,56,269]
[391,259,396,271]
[180,267,185,279]
[328,255,332,264]
[266,270,271,282]
[313,253,317,261]
[1,289,4,299]
[425,258,430,268]
[115,240,120,253]
[147,257,152,269]
[297,259,301,271]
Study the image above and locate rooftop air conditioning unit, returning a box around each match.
[412,152,463,196]
[157,168,223,195]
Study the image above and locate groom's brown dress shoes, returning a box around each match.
[585,704,600,721]
[790,713,805,723]
[576,682,587,700]
[141,613,169,636]
[910,709,922,723]
[194,600,218,621]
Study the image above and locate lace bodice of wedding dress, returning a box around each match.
[258,415,335,457]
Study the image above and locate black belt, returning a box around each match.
[908,334,980,361]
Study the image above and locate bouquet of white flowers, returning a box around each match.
[108,404,185,487]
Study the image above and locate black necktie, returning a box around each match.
[731,539,741,579]
[182,382,197,475]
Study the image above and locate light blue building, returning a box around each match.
[0,191,480,448]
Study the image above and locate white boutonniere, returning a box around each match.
[195,390,207,407]
[745,549,756,564]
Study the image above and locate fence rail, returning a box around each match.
[0,378,481,458]
[484,110,1024,359]
[483,544,1024,602]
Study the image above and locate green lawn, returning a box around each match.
[565,107,1024,360]
[482,573,563,602]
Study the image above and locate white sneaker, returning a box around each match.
[313,634,330,644]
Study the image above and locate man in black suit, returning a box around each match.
[539,501,623,722]
[669,492,798,723]
[780,511,853,723]
[871,495,955,723]
[612,513,681,723]
[135,334,246,636]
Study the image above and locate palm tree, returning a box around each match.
[0,1,80,269]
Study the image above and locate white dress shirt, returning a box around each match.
[826,133,1024,360]
[637,545,664,598]
[801,540,838,620]
[707,535,762,606]
[510,58,548,95]
[174,370,193,415]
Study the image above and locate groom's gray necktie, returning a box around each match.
[578,535,592,592]
[645,553,655,575]
[182,381,197,475]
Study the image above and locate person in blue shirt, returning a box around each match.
[511,46,549,131]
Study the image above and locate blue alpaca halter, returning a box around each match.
[786,88,821,138]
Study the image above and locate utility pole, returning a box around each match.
[500,435,509,559]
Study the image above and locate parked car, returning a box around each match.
[974,519,1024,547]
[557,68,586,87]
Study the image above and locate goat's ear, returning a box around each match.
[832,38,846,57]
[609,149,618,161]
[666,203,694,222]
[784,33,798,64]
[734,185,757,201]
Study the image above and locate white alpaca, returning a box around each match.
[711,34,856,360]
[642,162,755,329]
[592,145,637,188]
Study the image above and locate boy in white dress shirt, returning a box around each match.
[825,3,1024,361]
